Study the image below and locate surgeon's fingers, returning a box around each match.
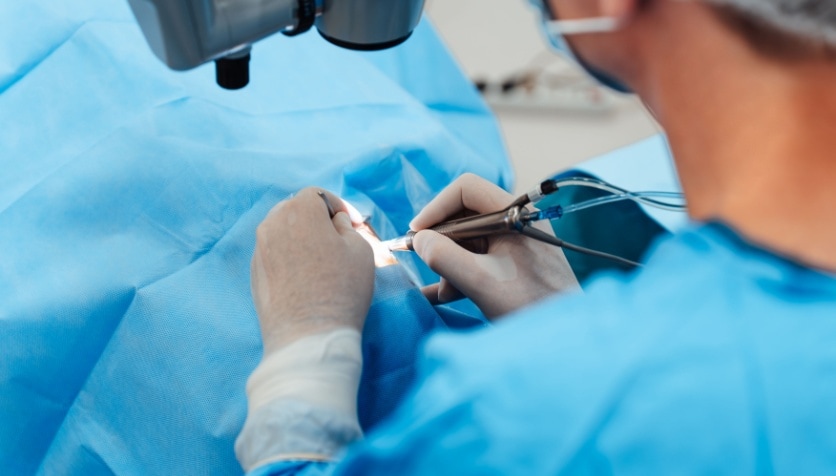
[410,174,513,231]
[332,212,356,236]
[333,212,374,261]
[265,199,290,218]
[413,230,480,299]
[420,280,466,306]
[438,278,466,303]
[295,188,350,219]
[262,189,352,240]
[420,283,442,305]
[305,189,371,229]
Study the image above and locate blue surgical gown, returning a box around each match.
[253,222,836,475]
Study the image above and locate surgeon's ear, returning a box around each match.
[598,0,640,19]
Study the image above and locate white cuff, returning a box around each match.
[236,328,364,472]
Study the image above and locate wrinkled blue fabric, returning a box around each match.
[254,222,836,475]
[0,1,511,474]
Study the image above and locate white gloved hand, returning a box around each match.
[251,188,375,355]
[238,188,375,471]
[411,174,580,319]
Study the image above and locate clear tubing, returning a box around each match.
[549,177,685,210]
[529,191,686,222]
[564,191,686,214]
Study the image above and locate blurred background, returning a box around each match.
[425,0,661,193]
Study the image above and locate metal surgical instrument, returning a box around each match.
[318,190,337,218]
[382,177,687,268]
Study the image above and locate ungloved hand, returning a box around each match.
[411,174,580,319]
[251,188,375,355]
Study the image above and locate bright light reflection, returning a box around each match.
[342,201,398,268]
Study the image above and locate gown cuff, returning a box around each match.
[235,328,364,472]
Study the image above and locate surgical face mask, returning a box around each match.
[527,0,632,93]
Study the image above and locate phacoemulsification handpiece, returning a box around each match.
[384,206,528,251]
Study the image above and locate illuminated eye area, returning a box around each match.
[341,201,398,268]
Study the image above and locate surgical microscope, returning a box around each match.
[127,0,426,89]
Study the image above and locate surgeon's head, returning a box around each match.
[530,0,836,118]
[535,0,836,99]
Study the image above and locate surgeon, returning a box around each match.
[236,0,836,473]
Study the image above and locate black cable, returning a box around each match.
[500,175,678,268]
[520,226,644,269]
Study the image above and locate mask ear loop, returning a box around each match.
[546,16,624,35]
